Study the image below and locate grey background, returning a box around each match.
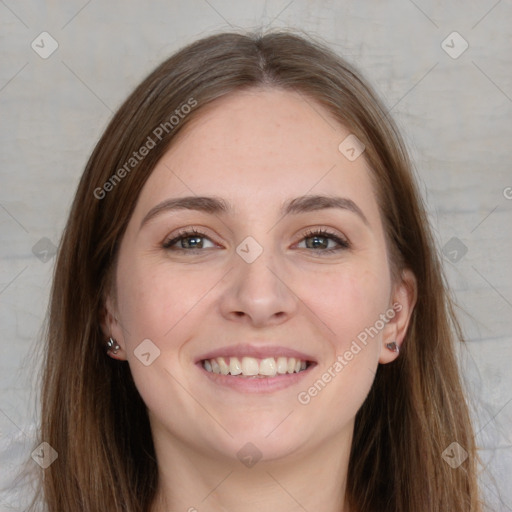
[0,0,511,510]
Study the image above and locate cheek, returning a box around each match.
[115,262,170,343]
[306,265,391,351]
[115,258,224,350]
[295,269,389,429]
[114,260,208,417]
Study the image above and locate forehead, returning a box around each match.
[134,88,379,219]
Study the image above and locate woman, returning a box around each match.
[33,30,482,511]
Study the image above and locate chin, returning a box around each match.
[214,416,311,461]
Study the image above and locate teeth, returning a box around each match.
[211,359,221,374]
[259,357,277,376]
[241,357,259,376]
[229,357,242,375]
[217,357,230,375]
[202,356,309,377]
[276,357,288,374]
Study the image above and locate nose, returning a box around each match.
[219,249,298,328]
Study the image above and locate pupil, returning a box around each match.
[308,236,327,249]
[184,236,203,248]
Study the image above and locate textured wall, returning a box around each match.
[0,1,511,510]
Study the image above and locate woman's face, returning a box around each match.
[106,88,415,465]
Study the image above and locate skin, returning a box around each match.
[102,88,416,512]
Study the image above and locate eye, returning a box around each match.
[296,229,350,253]
[162,228,217,251]
[162,227,350,254]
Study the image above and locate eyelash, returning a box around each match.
[301,228,350,253]
[162,227,350,254]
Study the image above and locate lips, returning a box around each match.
[195,344,317,391]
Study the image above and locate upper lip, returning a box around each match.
[195,344,317,364]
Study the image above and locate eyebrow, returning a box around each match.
[140,194,369,229]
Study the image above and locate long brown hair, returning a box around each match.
[33,30,482,511]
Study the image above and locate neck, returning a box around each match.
[150,427,353,512]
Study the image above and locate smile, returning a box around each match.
[202,356,310,378]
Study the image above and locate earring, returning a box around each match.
[385,341,400,354]
[106,337,120,355]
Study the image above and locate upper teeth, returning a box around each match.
[202,356,307,377]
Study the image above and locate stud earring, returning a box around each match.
[385,341,400,354]
[106,337,120,355]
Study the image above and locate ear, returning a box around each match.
[379,268,417,364]
[100,294,127,361]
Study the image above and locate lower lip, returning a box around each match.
[197,363,315,393]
